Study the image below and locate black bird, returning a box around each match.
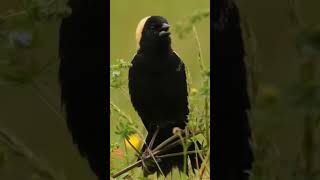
[129,16,201,177]
[58,1,107,180]
[213,0,254,180]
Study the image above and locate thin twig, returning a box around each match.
[158,131,202,154]
[111,149,204,179]
[110,101,133,124]
[0,128,65,180]
[0,11,27,19]
[111,159,143,178]
[125,135,142,156]
[192,26,205,71]
[144,127,165,177]
[156,150,205,159]
[152,130,187,152]
[111,131,202,178]
[199,148,210,180]
[111,150,162,178]
[31,82,65,121]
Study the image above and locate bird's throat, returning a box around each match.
[139,38,172,56]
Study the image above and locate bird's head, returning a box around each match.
[135,16,171,51]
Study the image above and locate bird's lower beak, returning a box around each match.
[159,23,170,37]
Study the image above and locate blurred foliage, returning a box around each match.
[246,0,320,179]
[115,122,136,141]
[0,0,68,179]
[176,9,210,39]
[2,0,320,179]
[110,59,131,89]
[0,129,65,180]
[297,24,320,57]
[251,133,280,180]
[0,0,68,86]
[292,2,320,179]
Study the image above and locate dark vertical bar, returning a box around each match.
[58,0,109,179]
[212,0,254,179]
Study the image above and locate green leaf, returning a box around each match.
[115,122,136,140]
[176,9,210,39]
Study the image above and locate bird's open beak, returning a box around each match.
[159,23,170,37]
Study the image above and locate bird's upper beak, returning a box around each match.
[159,23,170,37]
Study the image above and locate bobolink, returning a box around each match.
[129,16,201,177]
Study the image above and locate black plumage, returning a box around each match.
[129,16,201,177]
[213,0,254,179]
[58,1,107,180]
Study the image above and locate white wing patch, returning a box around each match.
[173,51,181,59]
[174,51,183,72]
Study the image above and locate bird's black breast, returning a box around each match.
[129,52,188,129]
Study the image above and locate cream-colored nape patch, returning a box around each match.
[135,16,150,46]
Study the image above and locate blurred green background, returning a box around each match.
[0,0,96,179]
[0,0,320,179]
[110,0,210,178]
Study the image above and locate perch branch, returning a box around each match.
[111,130,203,178]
